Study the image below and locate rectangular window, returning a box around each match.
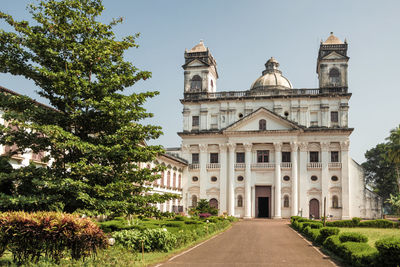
[210,153,219,163]
[310,112,318,126]
[192,116,199,127]
[282,152,291,163]
[310,151,319,162]
[331,111,338,123]
[257,150,269,163]
[331,151,339,162]
[236,152,245,163]
[192,153,199,164]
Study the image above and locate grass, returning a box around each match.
[0,221,232,267]
[339,227,400,247]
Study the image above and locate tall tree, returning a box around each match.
[0,0,176,216]
[362,143,397,202]
[386,125,400,192]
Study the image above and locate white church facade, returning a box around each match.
[175,33,382,219]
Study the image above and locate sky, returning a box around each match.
[1,0,399,164]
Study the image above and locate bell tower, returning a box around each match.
[182,40,218,93]
[317,32,349,88]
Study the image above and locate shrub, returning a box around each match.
[375,237,400,266]
[339,232,368,243]
[162,221,185,228]
[301,222,322,233]
[199,213,212,218]
[174,215,186,221]
[291,220,299,230]
[358,219,398,228]
[316,227,340,245]
[185,220,202,225]
[0,211,108,264]
[112,229,142,250]
[323,235,342,255]
[340,242,378,267]
[351,217,361,226]
[326,219,355,227]
[290,216,302,223]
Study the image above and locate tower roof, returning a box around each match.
[188,40,207,52]
[323,32,344,45]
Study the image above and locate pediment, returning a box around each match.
[186,59,208,67]
[206,187,220,194]
[322,51,346,60]
[223,107,302,132]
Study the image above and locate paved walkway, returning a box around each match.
[159,219,336,267]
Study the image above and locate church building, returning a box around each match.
[177,33,382,219]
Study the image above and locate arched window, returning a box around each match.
[167,171,171,187]
[173,173,176,188]
[329,68,340,85]
[160,172,165,186]
[190,75,202,90]
[178,174,182,188]
[209,198,218,209]
[332,195,339,208]
[192,195,198,207]
[237,195,243,207]
[284,195,290,208]
[259,119,266,130]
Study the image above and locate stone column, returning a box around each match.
[219,144,228,215]
[244,143,253,218]
[321,142,330,209]
[274,142,282,219]
[181,145,190,211]
[227,143,236,216]
[290,142,299,216]
[299,142,308,218]
[199,144,208,199]
[251,186,256,217]
[341,140,350,219]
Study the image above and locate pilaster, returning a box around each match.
[244,142,253,218]
[290,142,299,216]
[321,142,330,207]
[299,142,308,218]
[199,144,208,199]
[341,140,350,219]
[219,144,228,215]
[274,142,282,219]
[227,143,236,216]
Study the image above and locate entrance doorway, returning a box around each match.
[255,186,271,218]
[309,198,320,219]
[258,197,269,217]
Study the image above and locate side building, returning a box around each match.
[175,34,382,219]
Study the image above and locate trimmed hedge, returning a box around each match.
[339,232,368,243]
[340,242,378,267]
[358,219,398,228]
[0,212,108,264]
[323,235,342,255]
[316,227,340,245]
[375,237,400,266]
[326,219,355,227]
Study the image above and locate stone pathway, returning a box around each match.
[158,219,336,266]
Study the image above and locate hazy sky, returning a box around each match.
[1,0,399,163]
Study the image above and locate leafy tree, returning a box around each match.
[386,194,400,215]
[362,143,397,203]
[0,0,177,216]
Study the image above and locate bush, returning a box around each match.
[185,220,202,225]
[0,211,108,264]
[174,215,186,221]
[291,220,299,230]
[323,235,342,255]
[351,217,361,226]
[375,237,400,266]
[112,228,176,252]
[339,232,368,243]
[358,219,398,228]
[303,227,320,242]
[316,227,340,245]
[290,216,302,223]
[340,242,378,266]
[162,221,185,228]
[326,219,355,227]
[199,213,212,218]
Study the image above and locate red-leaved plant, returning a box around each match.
[0,211,108,264]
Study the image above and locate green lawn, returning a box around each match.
[339,227,400,247]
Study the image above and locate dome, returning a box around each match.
[250,57,292,90]
[323,32,343,45]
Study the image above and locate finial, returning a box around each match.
[330,31,333,35]
[344,38,347,43]
[199,39,204,44]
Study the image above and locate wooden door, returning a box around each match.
[309,199,320,219]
